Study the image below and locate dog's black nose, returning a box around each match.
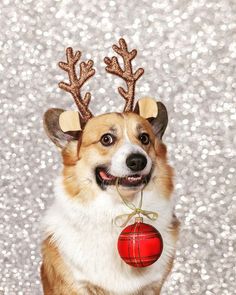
[126,153,147,172]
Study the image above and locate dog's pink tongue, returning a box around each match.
[99,170,114,180]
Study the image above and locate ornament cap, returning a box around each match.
[135,216,143,223]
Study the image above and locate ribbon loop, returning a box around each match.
[114,178,159,227]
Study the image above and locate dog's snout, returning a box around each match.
[126,153,147,172]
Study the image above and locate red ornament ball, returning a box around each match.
[117,218,163,267]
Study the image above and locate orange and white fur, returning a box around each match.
[41,109,179,295]
[41,39,179,294]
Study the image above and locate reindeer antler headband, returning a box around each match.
[57,38,166,136]
[58,38,145,126]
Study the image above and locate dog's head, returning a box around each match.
[44,100,169,195]
[44,39,173,199]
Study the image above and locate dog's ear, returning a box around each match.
[134,97,168,140]
[43,108,82,149]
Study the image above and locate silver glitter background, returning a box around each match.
[0,0,236,294]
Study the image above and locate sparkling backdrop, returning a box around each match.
[0,0,236,294]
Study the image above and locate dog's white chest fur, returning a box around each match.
[42,178,176,294]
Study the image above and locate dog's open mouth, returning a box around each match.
[95,167,152,189]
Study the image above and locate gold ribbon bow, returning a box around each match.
[114,208,158,227]
[114,179,159,227]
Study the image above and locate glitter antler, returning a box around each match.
[104,38,144,112]
[58,47,95,122]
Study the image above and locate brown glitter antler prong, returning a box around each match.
[58,47,95,122]
[104,38,144,112]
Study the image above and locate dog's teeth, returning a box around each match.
[127,175,142,181]
[127,176,135,181]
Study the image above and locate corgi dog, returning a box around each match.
[41,38,180,295]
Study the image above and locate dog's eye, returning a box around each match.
[139,133,150,145]
[100,133,115,146]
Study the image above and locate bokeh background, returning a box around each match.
[0,0,236,294]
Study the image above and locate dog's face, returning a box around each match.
[79,112,156,193]
[44,100,173,199]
